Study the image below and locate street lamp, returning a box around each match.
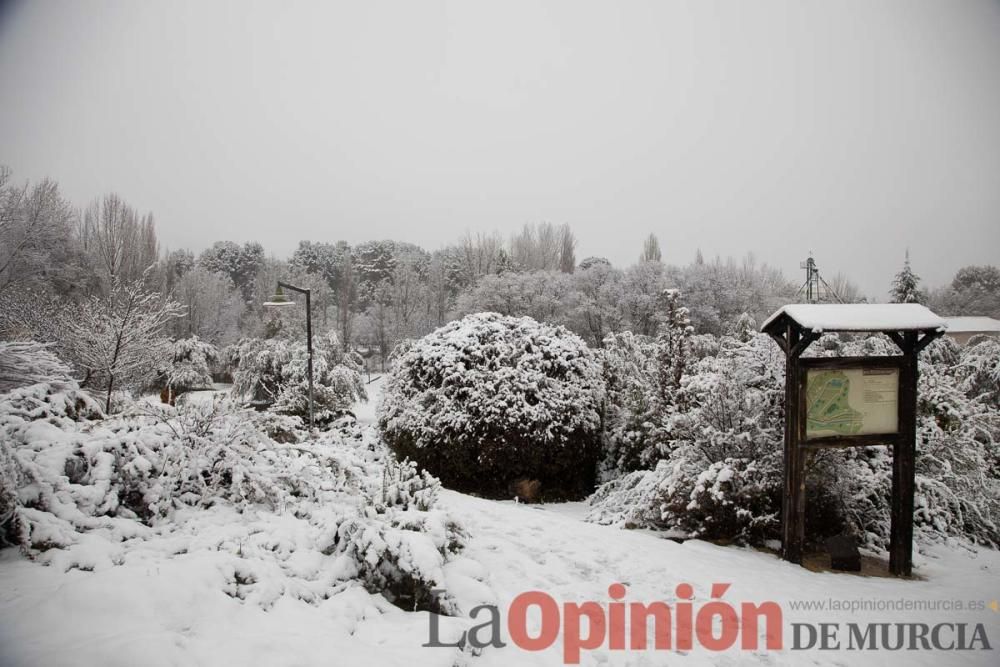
[263,281,314,428]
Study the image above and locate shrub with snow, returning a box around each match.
[378,312,606,499]
[0,341,73,393]
[0,376,476,616]
[590,330,1000,550]
[955,334,1000,410]
[321,458,464,613]
[155,336,218,393]
[591,333,789,542]
[228,331,367,422]
[2,394,286,546]
[598,290,698,478]
[0,439,29,547]
[599,331,661,476]
[0,381,103,423]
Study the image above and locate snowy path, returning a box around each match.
[1,485,997,666]
[443,491,1000,666]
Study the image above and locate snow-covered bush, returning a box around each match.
[0,381,104,549]
[378,312,606,499]
[591,333,789,542]
[955,334,1000,410]
[321,458,464,613]
[370,458,441,513]
[1,374,479,618]
[0,341,73,393]
[249,410,304,443]
[585,463,669,529]
[2,395,288,548]
[0,381,103,422]
[598,290,698,478]
[155,336,218,393]
[600,331,661,475]
[591,330,1000,550]
[228,331,367,422]
[0,438,29,547]
[661,457,783,543]
[911,361,1000,545]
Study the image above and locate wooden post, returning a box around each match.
[781,324,805,563]
[764,306,939,574]
[890,332,918,576]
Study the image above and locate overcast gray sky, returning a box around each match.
[1,0,998,298]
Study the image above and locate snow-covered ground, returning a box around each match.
[2,382,998,666]
[353,375,382,426]
[2,488,997,666]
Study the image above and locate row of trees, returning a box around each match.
[2,165,996,383]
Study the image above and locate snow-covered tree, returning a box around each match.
[0,167,84,297]
[228,330,366,422]
[656,289,693,402]
[157,336,218,393]
[730,311,757,343]
[955,334,1000,410]
[890,252,926,304]
[578,256,611,271]
[378,312,606,499]
[930,264,1000,318]
[199,240,265,301]
[567,261,625,347]
[169,266,244,345]
[453,270,574,326]
[77,193,159,286]
[352,239,398,299]
[671,254,796,335]
[0,288,71,348]
[640,233,662,263]
[160,248,195,292]
[558,224,577,274]
[600,331,661,475]
[509,222,575,273]
[64,276,184,412]
[619,260,668,336]
[270,332,367,420]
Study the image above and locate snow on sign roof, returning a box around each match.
[942,316,1000,333]
[761,303,947,334]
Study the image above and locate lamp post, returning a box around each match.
[263,281,314,428]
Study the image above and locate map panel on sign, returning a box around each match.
[805,367,899,439]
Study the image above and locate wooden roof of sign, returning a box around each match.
[761,303,947,335]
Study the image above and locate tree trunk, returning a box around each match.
[105,373,115,414]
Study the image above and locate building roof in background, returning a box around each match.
[941,316,1000,333]
[762,303,947,334]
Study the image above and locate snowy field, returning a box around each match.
[1,381,998,667]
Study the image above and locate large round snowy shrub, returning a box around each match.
[377,312,606,499]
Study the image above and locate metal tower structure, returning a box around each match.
[796,254,844,304]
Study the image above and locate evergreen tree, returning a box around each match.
[731,311,757,343]
[640,233,662,262]
[656,289,693,403]
[890,252,926,304]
